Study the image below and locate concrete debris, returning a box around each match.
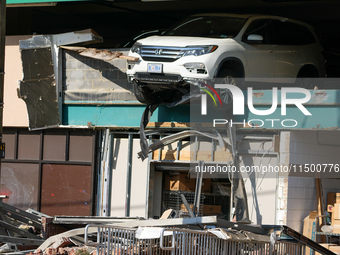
[51,238,73,250]
[0,243,18,253]
[26,247,94,255]
[60,46,139,61]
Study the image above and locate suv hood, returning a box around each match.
[137,36,232,47]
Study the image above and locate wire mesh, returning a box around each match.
[162,191,204,217]
[96,227,173,255]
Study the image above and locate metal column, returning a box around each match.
[125,133,133,217]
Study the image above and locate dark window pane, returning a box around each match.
[268,21,316,45]
[69,135,92,162]
[0,163,39,210]
[18,134,40,160]
[165,16,247,38]
[43,134,66,161]
[243,19,271,44]
[2,133,15,159]
[41,164,92,216]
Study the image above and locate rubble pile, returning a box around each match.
[26,237,95,255]
[27,247,93,255]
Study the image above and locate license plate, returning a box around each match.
[148,63,163,73]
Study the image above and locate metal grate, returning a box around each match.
[203,193,224,206]
[135,73,182,82]
[162,191,204,217]
[85,226,306,255]
[94,227,173,255]
[160,228,306,255]
[140,46,185,62]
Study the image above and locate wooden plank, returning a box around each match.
[60,46,139,61]
[59,46,87,51]
[147,122,191,128]
[273,135,280,153]
[118,55,139,61]
[315,178,326,242]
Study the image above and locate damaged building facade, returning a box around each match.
[2,30,340,236]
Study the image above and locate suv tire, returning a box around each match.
[296,67,319,89]
[133,82,157,104]
[215,69,239,110]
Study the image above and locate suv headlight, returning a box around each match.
[131,42,141,55]
[181,45,218,57]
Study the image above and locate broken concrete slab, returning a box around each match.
[60,46,139,61]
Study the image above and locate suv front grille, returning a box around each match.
[136,73,182,83]
[141,46,185,62]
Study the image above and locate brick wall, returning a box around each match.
[62,49,137,103]
[41,217,68,239]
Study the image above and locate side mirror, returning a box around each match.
[246,34,263,44]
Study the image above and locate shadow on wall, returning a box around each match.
[239,141,266,225]
[62,50,137,102]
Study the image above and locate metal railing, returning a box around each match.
[85,225,306,255]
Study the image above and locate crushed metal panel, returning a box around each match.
[19,79,60,130]
[19,37,60,130]
[21,47,54,80]
[53,29,103,46]
[18,30,104,130]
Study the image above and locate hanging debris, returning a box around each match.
[60,46,139,62]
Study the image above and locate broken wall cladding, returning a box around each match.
[62,49,136,102]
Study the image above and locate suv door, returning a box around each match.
[268,20,310,81]
[241,19,276,82]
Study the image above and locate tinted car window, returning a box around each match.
[164,16,247,38]
[242,19,272,44]
[267,20,316,45]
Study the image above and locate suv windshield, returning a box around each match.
[163,16,247,38]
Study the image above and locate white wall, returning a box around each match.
[4,36,31,127]
[282,130,340,232]
[110,138,148,218]
[245,177,277,225]
[239,137,278,225]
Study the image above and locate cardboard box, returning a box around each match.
[164,173,196,192]
[203,205,222,215]
[327,193,340,212]
[164,173,211,193]
[180,204,221,215]
[334,203,340,220]
[201,178,211,193]
[331,204,340,233]
[332,219,340,234]
[303,211,318,255]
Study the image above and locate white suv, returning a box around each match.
[127,13,325,105]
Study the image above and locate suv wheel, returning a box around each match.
[215,69,238,110]
[296,68,319,89]
[133,82,158,104]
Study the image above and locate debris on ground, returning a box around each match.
[26,247,95,255]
